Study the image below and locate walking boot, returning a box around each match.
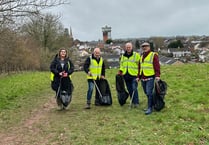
[84,100,91,109]
[145,97,153,115]
[84,103,91,109]
[145,108,152,115]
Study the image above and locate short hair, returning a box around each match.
[94,48,101,53]
[125,42,132,47]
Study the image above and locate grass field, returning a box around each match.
[0,63,209,145]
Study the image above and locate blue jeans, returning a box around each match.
[86,80,94,103]
[141,77,155,109]
[125,78,139,104]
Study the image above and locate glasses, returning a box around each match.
[142,45,149,47]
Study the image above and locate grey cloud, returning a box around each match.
[48,0,209,41]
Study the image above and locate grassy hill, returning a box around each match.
[0,63,209,144]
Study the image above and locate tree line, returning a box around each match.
[0,0,73,74]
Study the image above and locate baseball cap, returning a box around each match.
[141,42,150,47]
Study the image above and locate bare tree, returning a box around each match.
[21,13,74,70]
[0,0,70,25]
[0,27,41,73]
[22,13,64,50]
[151,37,165,51]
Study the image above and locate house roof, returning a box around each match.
[199,50,209,55]
[159,55,179,65]
[168,48,190,52]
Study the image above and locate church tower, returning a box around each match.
[64,27,74,47]
[69,27,73,39]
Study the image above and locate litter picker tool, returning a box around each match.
[93,80,103,100]
[129,90,135,108]
[56,77,62,99]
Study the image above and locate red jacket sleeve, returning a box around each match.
[137,62,141,78]
[153,53,160,77]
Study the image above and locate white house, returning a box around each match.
[199,50,209,62]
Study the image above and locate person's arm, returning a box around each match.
[67,59,74,75]
[101,61,105,77]
[50,59,59,76]
[118,55,123,75]
[137,61,141,79]
[83,57,91,74]
[153,53,160,79]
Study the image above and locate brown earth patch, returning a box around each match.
[0,97,56,145]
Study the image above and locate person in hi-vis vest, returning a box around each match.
[118,42,141,108]
[138,42,160,115]
[83,48,105,109]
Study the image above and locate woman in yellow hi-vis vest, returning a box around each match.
[83,48,105,109]
[139,42,160,115]
[118,42,141,108]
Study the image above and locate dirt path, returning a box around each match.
[0,97,56,145]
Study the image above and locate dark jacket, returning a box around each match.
[83,54,105,79]
[50,54,74,91]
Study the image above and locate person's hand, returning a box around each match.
[101,75,105,79]
[59,72,63,76]
[63,72,68,77]
[155,77,160,81]
[136,77,140,82]
[117,70,123,76]
[88,71,92,76]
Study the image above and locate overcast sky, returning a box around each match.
[47,0,209,41]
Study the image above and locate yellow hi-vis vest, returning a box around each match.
[120,52,140,76]
[87,56,103,80]
[50,61,71,81]
[140,52,155,76]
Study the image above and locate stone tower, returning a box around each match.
[102,25,111,42]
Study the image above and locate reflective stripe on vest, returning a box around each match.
[87,56,103,80]
[140,52,155,76]
[50,61,71,81]
[119,52,140,76]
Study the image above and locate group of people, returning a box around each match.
[50,41,160,115]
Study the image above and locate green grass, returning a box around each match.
[0,63,209,145]
[0,71,53,129]
[0,71,51,109]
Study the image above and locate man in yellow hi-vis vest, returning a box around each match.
[83,48,105,109]
[138,42,160,115]
[118,42,141,108]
